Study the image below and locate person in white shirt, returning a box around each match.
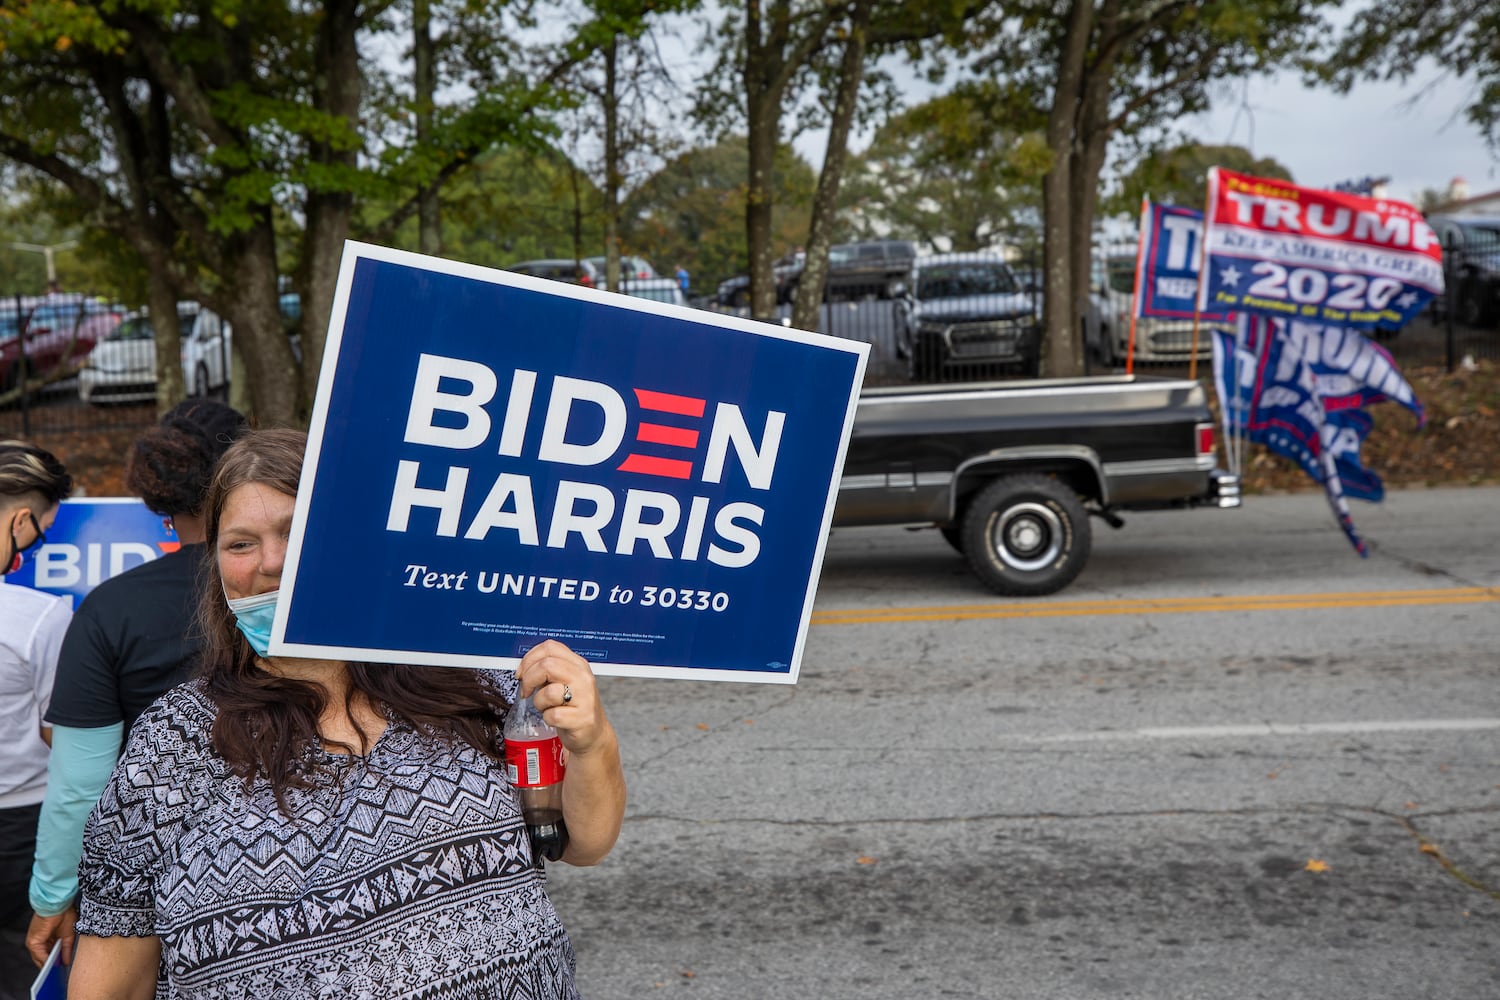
[0,441,72,1000]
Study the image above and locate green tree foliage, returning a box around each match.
[1320,1,1500,151]
[1105,142,1294,217]
[375,145,607,271]
[840,81,1050,253]
[975,0,1336,377]
[698,0,979,322]
[621,137,816,293]
[0,0,584,423]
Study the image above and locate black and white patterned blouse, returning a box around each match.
[76,677,580,1000]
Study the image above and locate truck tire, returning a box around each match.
[960,474,1091,596]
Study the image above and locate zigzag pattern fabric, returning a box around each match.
[76,679,581,999]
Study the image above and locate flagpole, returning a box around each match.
[1189,169,1218,382]
[1126,194,1149,376]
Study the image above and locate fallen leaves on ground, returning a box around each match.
[1233,359,1500,495]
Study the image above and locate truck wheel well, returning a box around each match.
[950,462,1100,523]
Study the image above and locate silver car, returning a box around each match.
[1088,255,1229,366]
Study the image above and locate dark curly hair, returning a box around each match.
[196,428,512,811]
[125,398,248,516]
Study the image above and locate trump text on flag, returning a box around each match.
[1198,168,1443,329]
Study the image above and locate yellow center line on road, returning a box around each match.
[810,587,1500,626]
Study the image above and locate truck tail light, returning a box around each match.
[1196,422,1215,457]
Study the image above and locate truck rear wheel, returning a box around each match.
[961,474,1091,596]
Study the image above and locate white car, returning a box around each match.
[1087,254,1235,366]
[179,301,231,396]
[586,255,657,283]
[620,277,687,307]
[78,312,156,404]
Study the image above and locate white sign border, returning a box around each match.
[270,240,869,684]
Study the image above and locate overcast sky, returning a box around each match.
[1180,69,1497,205]
[785,56,1497,214]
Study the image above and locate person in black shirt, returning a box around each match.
[26,399,246,971]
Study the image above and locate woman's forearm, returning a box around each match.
[559,721,626,866]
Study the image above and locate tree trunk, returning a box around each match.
[743,0,781,321]
[414,0,440,255]
[1067,25,1113,376]
[227,227,302,426]
[1041,0,1094,379]
[298,0,361,419]
[791,0,871,333]
[145,265,184,417]
[602,36,622,292]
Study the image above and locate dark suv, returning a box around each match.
[895,253,1039,381]
[715,239,920,308]
[1425,215,1500,326]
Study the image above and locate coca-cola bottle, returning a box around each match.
[503,690,569,864]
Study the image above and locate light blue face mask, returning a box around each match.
[225,589,280,658]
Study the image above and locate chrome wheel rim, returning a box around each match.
[994,502,1063,572]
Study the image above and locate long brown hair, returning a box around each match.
[197,428,511,806]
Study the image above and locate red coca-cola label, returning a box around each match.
[504,736,566,788]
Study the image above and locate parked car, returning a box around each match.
[1087,254,1228,366]
[894,252,1040,380]
[0,295,122,392]
[819,238,919,301]
[78,312,157,403]
[714,254,804,308]
[620,277,688,307]
[1020,268,1112,370]
[584,256,657,284]
[1424,214,1500,326]
[180,301,233,396]
[506,258,602,288]
[715,240,921,309]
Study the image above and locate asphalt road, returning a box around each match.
[548,485,1500,999]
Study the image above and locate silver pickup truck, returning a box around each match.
[832,375,1241,596]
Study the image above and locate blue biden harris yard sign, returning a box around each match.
[12,499,179,608]
[272,242,869,683]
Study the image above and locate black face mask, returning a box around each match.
[4,513,45,576]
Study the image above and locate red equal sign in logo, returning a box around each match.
[617,388,705,479]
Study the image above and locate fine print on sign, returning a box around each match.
[273,242,869,683]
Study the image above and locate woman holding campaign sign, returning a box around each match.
[68,429,626,999]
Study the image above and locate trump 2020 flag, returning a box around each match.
[1133,200,1232,321]
[1199,168,1443,329]
[1213,318,1367,554]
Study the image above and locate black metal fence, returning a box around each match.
[711,243,1498,386]
[1434,220,1500,367]
[8,238,1495,451]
